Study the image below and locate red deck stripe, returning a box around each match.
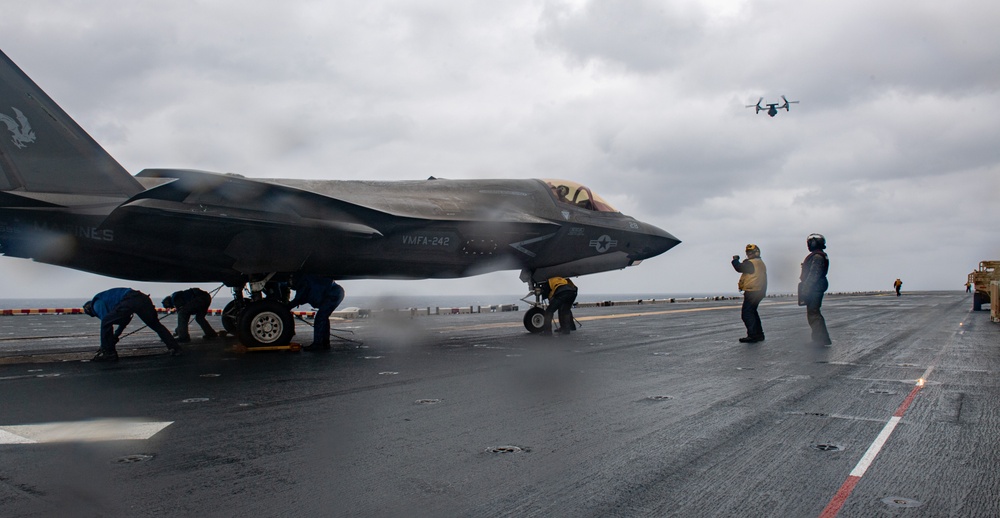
[819,475,860,518]
[893,384,922,418]
[819,383,924,517]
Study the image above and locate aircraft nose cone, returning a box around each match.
[631,223,680,261]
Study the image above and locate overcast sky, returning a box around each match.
[1,0,998,302]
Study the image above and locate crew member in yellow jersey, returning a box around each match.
[732,244,767,343]
[541,276,579,336]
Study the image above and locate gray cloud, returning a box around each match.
[0,0,996,300]
[537,0,707,72]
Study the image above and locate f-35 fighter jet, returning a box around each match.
[0,49,679,344]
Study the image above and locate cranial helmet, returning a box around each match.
[161,296,174,309]
[745,244,760,256]
[82,301,95,317]
[807,233,826,251]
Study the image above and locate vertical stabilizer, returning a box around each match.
[0,50,142,197]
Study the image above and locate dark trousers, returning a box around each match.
[310,285,345,346]
[176,309,215,339]
[102,292,179,352]
[544,287,578,334]
[175,294,216,339]
[805,292,831,345]
[741,290,765,339]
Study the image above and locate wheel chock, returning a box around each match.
[231,342,302,353]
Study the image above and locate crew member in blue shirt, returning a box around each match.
[799,234,832,346]
[83,288,183,362]
[288,275,345,351]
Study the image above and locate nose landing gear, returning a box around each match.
[523,306,546,333]
[520,283,547,333]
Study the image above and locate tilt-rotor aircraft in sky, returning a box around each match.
[746,95,799,117]
[0,49,679,346]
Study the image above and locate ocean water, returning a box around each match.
[0,292,732,311]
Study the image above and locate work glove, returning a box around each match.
[733,255,740,261]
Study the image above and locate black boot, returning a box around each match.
[92,349,119,363]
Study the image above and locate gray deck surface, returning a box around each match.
[0,291,996,517]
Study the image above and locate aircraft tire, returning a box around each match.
[523,306,546,333]
[221,300,240,334]
[237,299,294,347]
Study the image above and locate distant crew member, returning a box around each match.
[288,274,345,351]
[966,282,972,293]
[162,288,218,342]
[894,278,902,297]
[83,288,183,363]
[799,234,832,346]
[732,244,767,343]
[540,276,578,336]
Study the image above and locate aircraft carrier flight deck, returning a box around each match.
[0,291,997,517]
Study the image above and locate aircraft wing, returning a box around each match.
[116,198,383,237]
[131,169,385,235]
[263,178,561,226]
[134,170,558,228]
[95,169,563,278]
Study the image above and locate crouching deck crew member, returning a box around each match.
[84,288,183,363]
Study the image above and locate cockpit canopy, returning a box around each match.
[544,179,619,213]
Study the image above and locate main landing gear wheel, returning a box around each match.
[221,300,240,334]
[523,306,546,333]
[237,299,294,347]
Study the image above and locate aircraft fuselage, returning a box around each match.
[0,170,679,286]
